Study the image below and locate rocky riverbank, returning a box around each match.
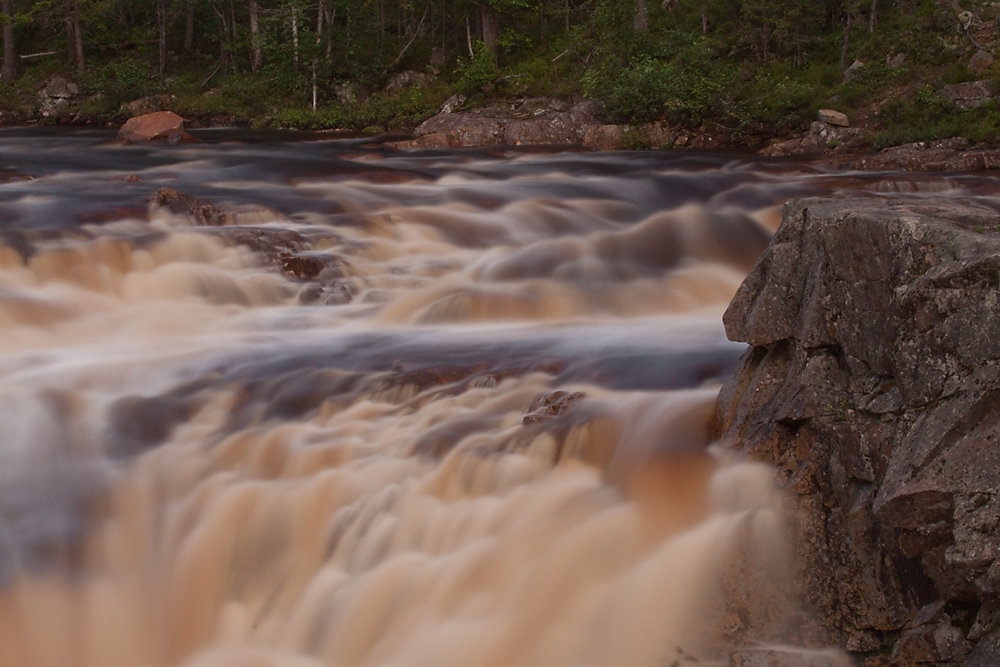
[715,197,1000,666]
[24,74,1000,169]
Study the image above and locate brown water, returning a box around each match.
[0,129,994,667]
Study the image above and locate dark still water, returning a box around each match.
[0,129,995,667]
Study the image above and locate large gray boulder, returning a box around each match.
[943,80,996,110]
[716,198,1000,666]
[408,98,602,148]
[399,98,682,150]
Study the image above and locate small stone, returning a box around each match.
[439,94,466,114]
[817,109,849,127]
[891,625,938,664]
[969,50,995,76]
[843,59,865,80]
[933,622,971,662]
[41,76,78,99]
[886,53,906,70]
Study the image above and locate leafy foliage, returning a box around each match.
[457,41,499,95]
[0,0,993,145]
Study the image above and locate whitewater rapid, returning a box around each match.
[0,130,985,667]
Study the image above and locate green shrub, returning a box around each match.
[84,60,154,108]
[582,35,732,126]
[457,41,499,95]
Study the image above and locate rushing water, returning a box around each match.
[0,128,995,667]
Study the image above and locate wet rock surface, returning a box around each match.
[716,198,1000,666]
[149,187,227,226]
[148,188,350,300]
[522,390,586,424]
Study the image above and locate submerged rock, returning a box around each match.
[148,187,226,225]
[716,198,1000,665]
[522,390,586,424]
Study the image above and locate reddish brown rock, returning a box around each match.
[583,125,625,151]
[393,133,450,149]
[118,111,196,143]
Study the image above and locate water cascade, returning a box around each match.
[0,130,986,667]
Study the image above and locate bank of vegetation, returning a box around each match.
[1,0,999,148]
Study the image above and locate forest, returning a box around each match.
[0,0,998,147]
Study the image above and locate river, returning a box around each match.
[0,129,994,667]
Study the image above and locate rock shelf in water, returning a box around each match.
[716,198,1000,666]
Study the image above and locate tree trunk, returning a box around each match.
[157,0,167,78]
[65,1,75,68]
[249,0,261,70]
[185,2,194,51]
[291,4,299,66]
[2,0,14,83]
[312,3,322,111]
[633,0,649,33]
[701,3,708,34]
[480,4,497,55]
[214,1,229,75]
[326,6,335,62]
[840,11,852,71]
[74,18,84,75]
[65,0,84,75]
[869,0,876,32]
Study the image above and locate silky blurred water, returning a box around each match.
[0,129,994,667]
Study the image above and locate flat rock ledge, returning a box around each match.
[820,137,1000,172]
[715,197,1000,667]
[393,97,704,150]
